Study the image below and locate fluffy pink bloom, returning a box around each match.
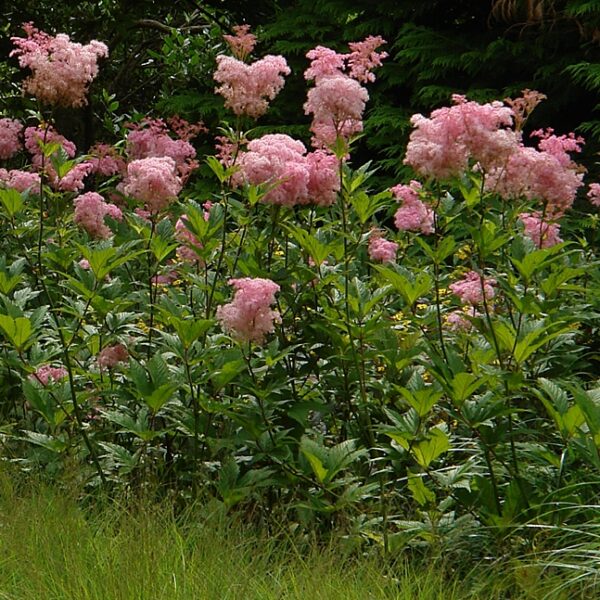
[122,156,182,212]
[304,46,346,82]
[87,143,126,177]
[531,128,584,167]
[588,183,600,207]
[485,142,583,217]
[53,161,93,192]
[445,308,481,332]
[234,134,340,206]
[73,191,123,239]
[24,125,76,169]
[126,118,198,182]
[404,94,517,179]
[216,277,281,344]
[306,150,340,206]
[78,258,91,269]
[97,343,129,370]
[0,118,23,159]
[449,271,496,305]
[30,364,68,385]
[304,74,368,148]
[0,168,40,193]
[347,36,388,83]
[518,212,562,248]
[214,54,290,118]
[11,23,108,108]
[368,233,398,262]
[223,24,257,61]
[392,181,434,235]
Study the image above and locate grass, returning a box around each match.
[0,477,596,599]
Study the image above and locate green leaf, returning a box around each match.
[407,472,435,506]
[412,428,450,468]
[0,188,25,217]
[0,315,33,350]
[144,383,178,412]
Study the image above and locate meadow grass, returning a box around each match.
[0,477,594,600]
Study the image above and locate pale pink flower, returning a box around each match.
[126,118,198,182]
[518,212,562,248]
[450,271,496,305]
[347,36,388,83]
[214,54,290,118]
[304,46,346,82]
[11,23,108,108]
[97,343,129,370]
[24,125,76,169]
[404,94,517,179]
[234,134,310,206]
[73,191,123,239]
[0,168,40,193]
[306,150,340,206]
[588,183,600,207]
[216,277,281,344]
[30,364,68,385]
[88,143,126,177]
[234,135,340,206]
[445,308,481,332]
[78,258,91,269]
[122,156,182,213]
[53,161,93,192]
[304,74,368,148]
[392,181,434,235]
[223,24,257,61]
[0,118,23,159]
[485,142,583,217]
[368,233,398,263]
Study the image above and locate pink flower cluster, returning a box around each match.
[368,232,398,262]
[303,37,386,149]
[449,271,496,305]
[88,143,126,177]
[24,125,76,168]
[588,183,600,207]
[97,343,129,370]
[234,134,340,206]
[445,307,481,332]
[214,54,290,118]
[30,364,68,386]
[121,156,182,213]
[518,212,562,248]
[404,94,517,180]
[392,180,435,235]
[216,277,281,344]
[0,118,23,159]
[126,118,199,183]
[11,23,108,108]
[73,192,123,239]
[0,168,40,193]
[223,24,257,61]
[485,131,584,217]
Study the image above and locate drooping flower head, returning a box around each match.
[11,23,108,108]
[216,277,281,344]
